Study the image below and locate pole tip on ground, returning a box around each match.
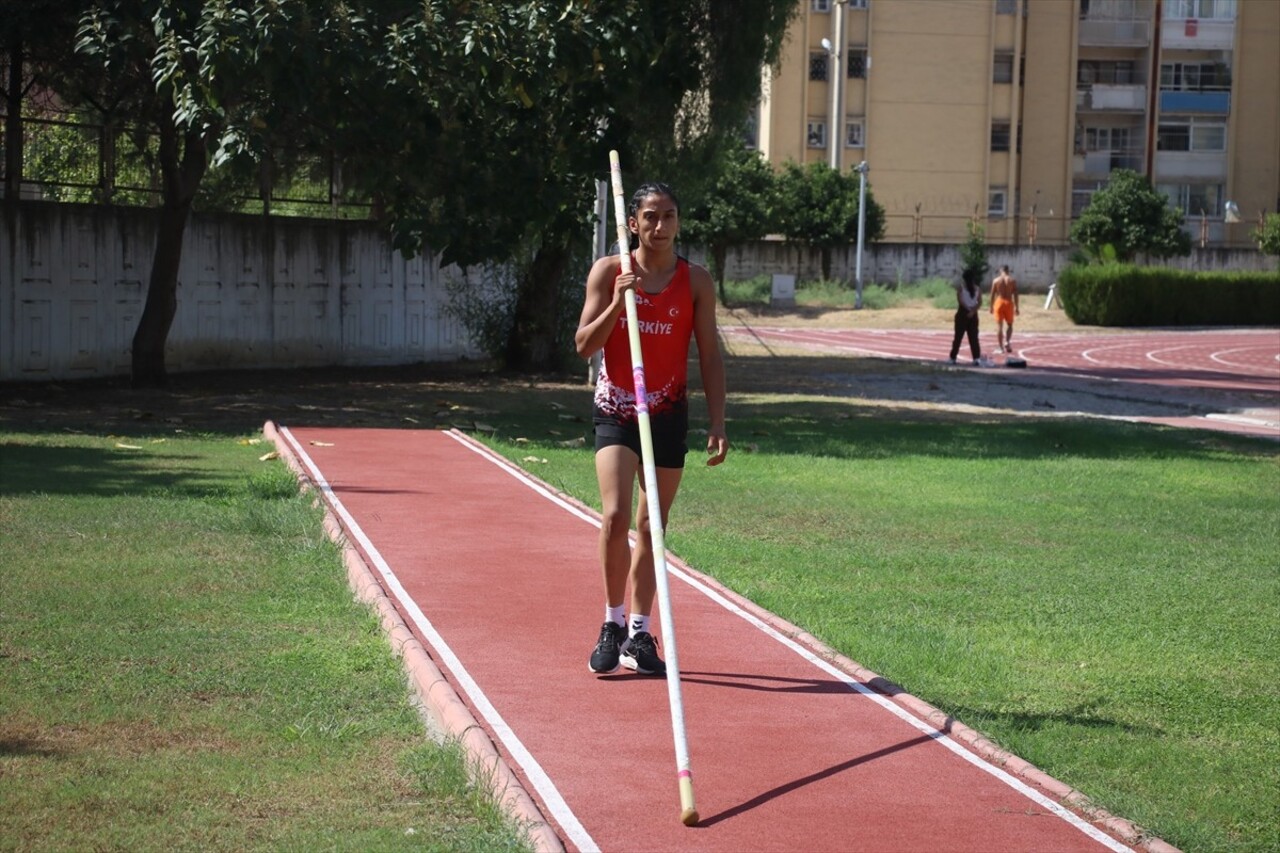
[681,807,700,827]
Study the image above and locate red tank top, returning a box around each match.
[594,256,694,422]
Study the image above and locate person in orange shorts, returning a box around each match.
[990,265,1020,354]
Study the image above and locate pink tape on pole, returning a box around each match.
[677,769,693,780]
[632,366,649,415]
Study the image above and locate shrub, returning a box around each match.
[1255,213,1280,257]
[1060,264,1280,326]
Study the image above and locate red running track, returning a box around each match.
[277,425,1150,853]
[720,327,1280,395]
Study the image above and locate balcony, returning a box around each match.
[1159,90,1230,114]
[1077,84,1148,112]
[1161,17,1235,51]
[1074,148,1147,178]
[1079,18,1152,46]
[1155,150,1228,181]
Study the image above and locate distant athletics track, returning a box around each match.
[720,326,1279,438]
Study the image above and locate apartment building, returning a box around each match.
[754,0,1279,246]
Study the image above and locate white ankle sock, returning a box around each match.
[629,613,650,637]
[606,604,625,627]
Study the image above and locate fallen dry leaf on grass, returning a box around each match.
[259,451,279,461]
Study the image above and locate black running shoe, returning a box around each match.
[589,621,626,673]
[620,631,666,677]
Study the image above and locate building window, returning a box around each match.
[811,0,831,12]
[1160,62,1231,92]
[991,122,1011,152]
[989,189,1008,216]
[1072,181,1105,216]
[1158,182,1224,216]
[845,119,865,148]
[807,121,827,149]
[1157,117,1227,151]
[1077,60,1138,86]
[1083,126,1133,151]
[809,52,829,82]
[847,48,868,79]
[742,106,759,150]
[1164,0,1237,20]
[848,0,868,9]
[996,0,1017,14]
[994,53,1014,84]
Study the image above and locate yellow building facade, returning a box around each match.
[756,0,1279,247]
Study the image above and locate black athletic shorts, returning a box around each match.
[594,408,689,469]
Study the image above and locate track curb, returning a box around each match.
[264,421,565,853]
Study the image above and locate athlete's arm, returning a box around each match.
[575,256,632,359]
[689,263,728,466]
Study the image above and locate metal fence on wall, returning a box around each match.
[1,107,372,220]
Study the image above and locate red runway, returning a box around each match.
[720,327,1280,395]
[275,425,1153,853]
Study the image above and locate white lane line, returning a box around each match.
[1081,343,1141,365]
[1209,346,1279,371]
[280,427,600,853]
[449,430,1132,853]
[1147,345,1198,367]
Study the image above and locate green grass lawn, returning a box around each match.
[0,431,532,852]
[723,274,958,310]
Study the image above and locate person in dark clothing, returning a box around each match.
[949,270,983,365]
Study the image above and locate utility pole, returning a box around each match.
[854,160,868,309]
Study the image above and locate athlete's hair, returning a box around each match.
[629,182,679,218]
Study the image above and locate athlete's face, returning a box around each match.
[630,193,679,249]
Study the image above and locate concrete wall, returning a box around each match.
[1,202,479,382]
[3,202,1271,383]
[707,238,1273,292]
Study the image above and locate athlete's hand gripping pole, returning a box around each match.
[608,150,698,827]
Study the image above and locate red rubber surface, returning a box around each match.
[280,425,1145,853]
[719,327,1278,393]
[720,326,1279,438]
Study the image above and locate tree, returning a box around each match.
[960,220,989,283]
[67,1,356,386]
[775,161,885,281]
[678,142,777,303]
[345,0,799,371]
[1069,169,1191,262]
[1255,212,1280,258]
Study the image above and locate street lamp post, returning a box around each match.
[821,0,846,173]
[854,160,868,309]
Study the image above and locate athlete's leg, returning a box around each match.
[595,445,640,608]
[628,465,685,617]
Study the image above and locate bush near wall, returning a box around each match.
[1059,264,1280,327]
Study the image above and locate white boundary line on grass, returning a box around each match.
[278,426,600,853]
[445,430,1134,853]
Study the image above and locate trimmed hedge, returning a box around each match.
[1059,264,1280,326]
